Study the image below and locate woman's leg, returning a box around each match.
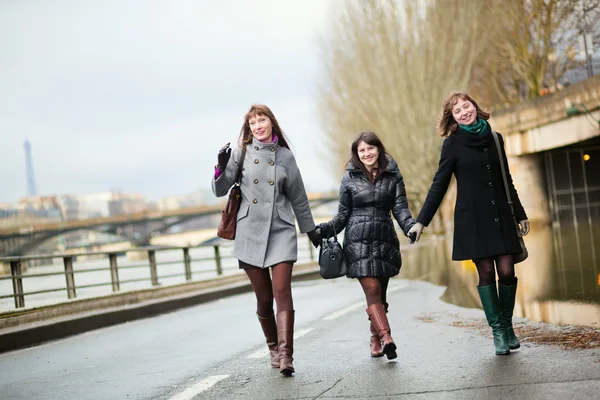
[495,254,516,285]
[359,277,383,306]
[473,258,510,355]
[241,263,279,368]
[473,258,496,287]
[271,262,295,376]
[495,254,520,349]
[271,262,294,312]
[360,277,397,360]
[379,277,390,312]
[367,277,389,357]
[242,263,274,317]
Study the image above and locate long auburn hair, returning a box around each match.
[349,131,389,177]
[438,92,490,137]
[238,104,291,149]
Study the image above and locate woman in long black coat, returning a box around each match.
[317,131,416,360]
[408,92,530,356]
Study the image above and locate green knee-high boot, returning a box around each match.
[478,284,510,355]
[498,279,520,350]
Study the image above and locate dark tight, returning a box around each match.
[242,262,294,316]
[358,277,390,309]
[473,254,517,287]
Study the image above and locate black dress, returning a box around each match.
[416,127,527,261]
[325,156,416,278]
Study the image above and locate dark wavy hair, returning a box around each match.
[349,131,389,177]
[438,92,490,137]
[238,104,291,149]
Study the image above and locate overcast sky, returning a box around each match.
[0,0,338,204]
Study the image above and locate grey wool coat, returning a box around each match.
[212,137,316,268]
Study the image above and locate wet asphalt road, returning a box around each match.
[1,278,599,400]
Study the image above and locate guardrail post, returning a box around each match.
[148,250,159,286]
[308,237,315,261]
[214,245,222,275]
[183,248,192,281]
[63,256,76,299]
[10,260,25,308]
[108,253,120,292]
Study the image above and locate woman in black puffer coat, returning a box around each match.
[317,131,416,360]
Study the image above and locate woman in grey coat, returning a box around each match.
[212,104,320,376]
[317,132,416,360]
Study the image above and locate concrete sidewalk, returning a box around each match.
[188,280,600,400]
[0,262,320,353]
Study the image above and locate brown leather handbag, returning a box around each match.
[217,147,247,240]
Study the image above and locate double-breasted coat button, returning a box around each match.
[494,217,499,222]
[254,159,259,164]
[269,160,274,166]
[253,179,258,184]
[491,200,496,205]
[269,180,274,185]
[483,148,488,152]
[270,147,275,152]
[254,146,259,150]
[252,199,258,204]
[486,164,491,169]
[488,182,493,187]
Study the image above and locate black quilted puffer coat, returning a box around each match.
[320,156,416,278]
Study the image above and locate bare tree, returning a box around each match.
[471,0,600,106]
[318,0,494,229]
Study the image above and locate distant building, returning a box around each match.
[107,191,147,216]
[0,197,62,229]
[18,196,62,219]
[77,192,147,218]
[55,195,80,221]
[157,190,212,211]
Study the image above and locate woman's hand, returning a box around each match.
[519,220,530,236]
[307,229,321,248]
[217,142,232,169]
[407,222,424,243]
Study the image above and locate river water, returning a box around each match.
[3,219,599,330]
[0,241,318,312]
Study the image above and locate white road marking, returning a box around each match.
[388,283,409,293]
[321,302,364,321]
[246,328,315,359]
[168,375,229,400]
[321,283,408,321]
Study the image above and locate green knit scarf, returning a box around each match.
[459,118,489,136]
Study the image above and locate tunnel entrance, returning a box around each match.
[544,135,600,297]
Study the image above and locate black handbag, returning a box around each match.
[318,222,347,279]
[492,131,528,263]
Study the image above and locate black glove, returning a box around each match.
[307,229,321,248]
[217,142,232,169]
[315,223,329,239]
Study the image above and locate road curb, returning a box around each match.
[0,265,320,353]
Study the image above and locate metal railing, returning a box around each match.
[1,239,317,310]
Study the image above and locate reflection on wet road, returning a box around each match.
[400,223,600,328]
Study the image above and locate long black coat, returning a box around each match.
[417,128,527,261]
[323,156,416,278]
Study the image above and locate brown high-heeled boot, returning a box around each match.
[256,312,279,368]
[369,321,384,357]
[276,310,295,376]
[366,303,397,360]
